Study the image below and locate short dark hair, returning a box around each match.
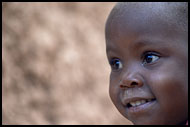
[108,2,188,33]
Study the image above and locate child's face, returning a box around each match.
[105,4,188,125]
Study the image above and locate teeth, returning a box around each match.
[141,100,146,104]
[129,99,147,107]
[130,102,136,107]
[136,101,141,106]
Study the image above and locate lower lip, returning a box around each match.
[127,100,157,114]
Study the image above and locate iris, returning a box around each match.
[110,58,123,70]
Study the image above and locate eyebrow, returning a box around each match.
[106,38,169,54]
[133,38,170,50]
[105,41,152,54]
[106,46,115,54]
[133,40,155,49]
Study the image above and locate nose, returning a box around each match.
[119,73,143,89]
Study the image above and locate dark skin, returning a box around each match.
[105,3,188,125]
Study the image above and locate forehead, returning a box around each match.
[106,2,186,29]
[105,2,187,51]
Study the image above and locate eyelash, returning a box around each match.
[109,58,123,71]
[142,51,160,65]
[109,51,161,70]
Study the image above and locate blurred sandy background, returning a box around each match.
[2,2,132,125]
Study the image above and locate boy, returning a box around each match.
[105,2,188,125]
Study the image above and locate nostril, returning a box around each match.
[131,81,138,86]
[120,84,128,89]
[120,82,138,89]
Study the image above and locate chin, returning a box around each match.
[132,120,180,125]
[129,118,162,125]
[132,121,157,125]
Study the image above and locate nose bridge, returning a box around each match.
[120,63,143,88]
[123,62,138,77]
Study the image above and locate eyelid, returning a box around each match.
[141,51,161,59]
[109,57,120,64]
[109,57,123,71]
[142,51,161,66]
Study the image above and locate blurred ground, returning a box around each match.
[2,2,132,125]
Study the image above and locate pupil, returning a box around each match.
[110,59,122,70]
[115,60,119,68]
[146,56,152,63]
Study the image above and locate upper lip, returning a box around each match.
[121,97,156,106]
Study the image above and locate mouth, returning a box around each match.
[126,98,156,108]
[121,96,157,114]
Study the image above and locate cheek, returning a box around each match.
[109,74,124,110]
[151,61,188,100]
[109,75,119,104]
[152,71,187,105]
[148,65,188,122]
[148,56,188,105]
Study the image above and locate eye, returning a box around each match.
[110,58,123,70]
[142,52,160,65]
